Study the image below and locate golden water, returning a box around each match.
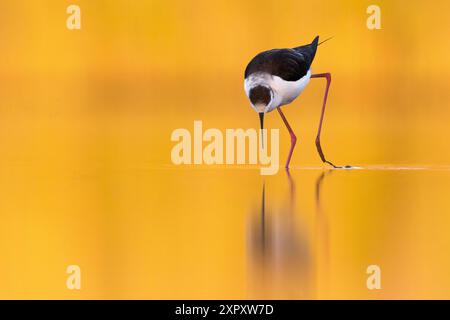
[1,0,450,299]
[2,165,450,299]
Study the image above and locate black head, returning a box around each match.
[248,85,271,148]
[249,85,271,111]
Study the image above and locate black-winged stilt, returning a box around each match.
[244,36,345,169]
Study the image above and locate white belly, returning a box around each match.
[270,69,311,107]
[244,69,311,112]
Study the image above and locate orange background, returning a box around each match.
[0,0,450,299]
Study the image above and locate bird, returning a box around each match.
[244,36,346,169]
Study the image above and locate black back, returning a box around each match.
[244,36,319,82]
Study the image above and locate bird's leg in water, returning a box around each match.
[277,107,297,168]
[311,73,341,168]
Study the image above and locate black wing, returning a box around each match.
[244,36,319,82]
[292,35,319,66]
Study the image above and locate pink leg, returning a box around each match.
[277,107,297,168]
[311,73,339,168]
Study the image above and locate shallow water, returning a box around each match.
[1,0,450,299]
[2,165,450,299]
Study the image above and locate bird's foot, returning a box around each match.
[324,161,353,169]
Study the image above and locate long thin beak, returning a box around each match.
[259,112,264,148]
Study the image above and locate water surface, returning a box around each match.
[2,165,450,299]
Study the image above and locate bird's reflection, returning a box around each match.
[315,171,332,295]
[247,170,331,299]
